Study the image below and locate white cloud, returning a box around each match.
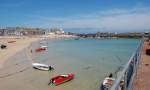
[32,7,150,32]
[100,13,150,30]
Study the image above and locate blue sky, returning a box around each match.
[0,0,150,32]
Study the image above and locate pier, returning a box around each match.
[110,39,144,90]
[133,40,150,90]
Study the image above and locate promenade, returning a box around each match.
[134,41,150,90]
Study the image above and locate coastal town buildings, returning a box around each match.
[50,28,65,35]
[0,27,66,36]
[0,26,145,38]
[0,27,46,36]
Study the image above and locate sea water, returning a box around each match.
[0,38,140,90]
[33,38,140,90]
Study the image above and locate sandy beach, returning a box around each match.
[0,35,79,90]
[0,34,75,69]
[0,36,40,69]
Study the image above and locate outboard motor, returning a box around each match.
[49,66,54,70]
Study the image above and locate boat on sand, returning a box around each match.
[8,41,16,43]
[1,44,7,49]
[40,45,48,48]
[48,73,74,85]
[35,47,46,52]
[32,63,54,71]
[39,41,48,44]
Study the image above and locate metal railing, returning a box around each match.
[110,39,144,90]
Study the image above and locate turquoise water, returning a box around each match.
[32,38,140,90]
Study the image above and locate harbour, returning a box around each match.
[0,38,140,90]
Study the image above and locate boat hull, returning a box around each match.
[8,41,16,43]
[50,73,74,85]
[33,66,49,71]
[1,44,7,49]
[35,48,46,52]
[40,46,48,48]
[32,63,53,71]
[100,77,115,90]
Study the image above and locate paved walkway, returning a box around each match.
[134,41,150,90]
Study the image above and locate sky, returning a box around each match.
[0,0,150,33]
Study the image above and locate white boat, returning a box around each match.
[40,45,48,48]
[101,77,115,90]
[39,41,48,44]
[32,63,53,71]
[101,73,115,90]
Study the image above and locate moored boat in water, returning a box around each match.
[48,73,74,85]
[32,63,54,71]
[101,73,115,90]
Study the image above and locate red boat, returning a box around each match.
[49,73,74,85]
[35,47,46,52]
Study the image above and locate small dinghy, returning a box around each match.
[40,45,48,48]
[32,63,54,71]
[101,73,115,90]
[8,41,16,43]
[1,44,7,49]
[48,73,74,85]
[39,41,47,44]
[35,47,46,52]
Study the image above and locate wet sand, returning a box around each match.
[0,39,111,90]
[0,35,74,69]
[0,35,78,90]
[0,36,39,69]
[134,41,150,90]
[0,48,47,90]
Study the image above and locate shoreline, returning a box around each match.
[0,35,76,69]
[0,37,139,90]
[0,36,39,69]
